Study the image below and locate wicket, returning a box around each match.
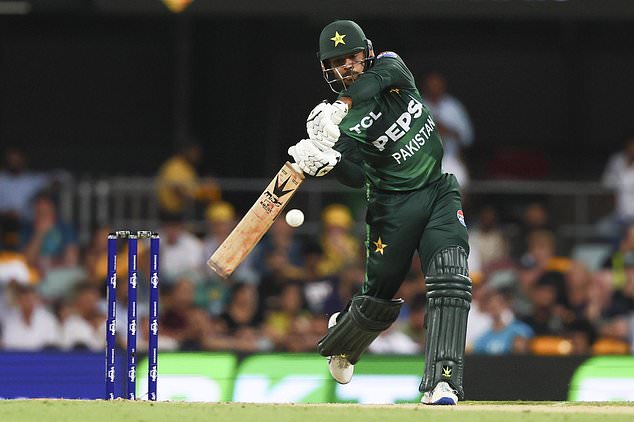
[106,230,160,401]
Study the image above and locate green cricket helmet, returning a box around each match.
[318,20,374,92]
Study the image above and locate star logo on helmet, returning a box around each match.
[331,31,346,47]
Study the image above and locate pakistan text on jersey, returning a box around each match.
[392,114,436,165]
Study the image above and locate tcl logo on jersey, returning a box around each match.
[349,111,383,134]
[372,98,423,152]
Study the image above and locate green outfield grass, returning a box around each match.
[1,400,634,422]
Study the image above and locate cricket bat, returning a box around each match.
[207,161,304,279]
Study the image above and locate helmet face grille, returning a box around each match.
[320,54,374,93]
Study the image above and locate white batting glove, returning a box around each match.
[288,139,341,177]
[306,100,349,150]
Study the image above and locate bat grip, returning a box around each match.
[290,162,303,174]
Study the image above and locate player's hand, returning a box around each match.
[306,100,349,150]
[288,139,341,177]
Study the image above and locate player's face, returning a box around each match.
[328,51,366,87]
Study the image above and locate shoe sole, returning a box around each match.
[432,397,457,405]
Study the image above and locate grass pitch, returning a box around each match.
[1,400,633,422]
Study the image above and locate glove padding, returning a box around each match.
[288,139,341,177]
[306,100,349,150]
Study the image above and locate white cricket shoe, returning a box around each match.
[326,312,354,384]
[421,382,458,405]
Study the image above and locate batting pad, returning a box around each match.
[420,246,472,400]
[318,295,403,364]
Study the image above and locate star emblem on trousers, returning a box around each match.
[373,237,388,255]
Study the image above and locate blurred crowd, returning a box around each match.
[0,71,633,357]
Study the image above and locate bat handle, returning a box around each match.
[290,162,303,174]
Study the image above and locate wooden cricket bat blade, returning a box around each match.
[207,161,304,279]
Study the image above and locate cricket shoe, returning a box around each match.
[420,382,458,405]
[326,312,354,384]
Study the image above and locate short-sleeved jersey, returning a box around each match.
[334,52,443,191]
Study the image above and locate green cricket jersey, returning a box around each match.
[334,52,443,191]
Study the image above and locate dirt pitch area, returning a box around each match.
[1,400,633,422]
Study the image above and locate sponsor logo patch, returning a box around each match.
[377,51,398,59]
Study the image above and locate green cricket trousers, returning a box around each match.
[362,173,469,299]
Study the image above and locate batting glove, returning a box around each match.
[306,100,349,151]
[288,139,341,177]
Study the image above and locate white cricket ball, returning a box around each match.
[285,209,304,228]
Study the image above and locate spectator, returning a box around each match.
[522,230,570,275]
[368,322,421,354]
[585,270,620,324]
[582,268,633,350]
[562,261,593,324]
[465,281,493,351]
[0,251,39,287]
[201,201,235,259]
[283,313,325,353]
[160,277,210,350]
[512,202,552,259]
[59,283,105,351]
[318,204,362,276]
[398,293,426,349]
[566,319,596,355]
[600,136,634,238]
[263,282,313,351]
[394,270,425,322]
[599,255,634,342]
[83,226,112,290]
[20,194,79,273]
[159,212,204,283]
[298,241,338,315]
[0,146,50,222]
[472,289,534,355]
[321,263,364,316]
[1,283,61,350]
[215,283,270,352]
[156,142,220,216]
[422,72,474,188]
[252,216,304,283]
[521,275,566,336]
[0,249,40,327]
[602,224,634,290]
[202,201,259,284]
[469,205,509,270]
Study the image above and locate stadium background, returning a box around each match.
[3,0,634,177]
[0,0,633,402]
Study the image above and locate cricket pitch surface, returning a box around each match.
[1,400,633,421]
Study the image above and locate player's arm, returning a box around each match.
[331,135,365,188]
[340,53,414,108]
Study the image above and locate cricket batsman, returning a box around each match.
[288,20,472,405]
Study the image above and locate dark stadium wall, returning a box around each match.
[0,15,633,178]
